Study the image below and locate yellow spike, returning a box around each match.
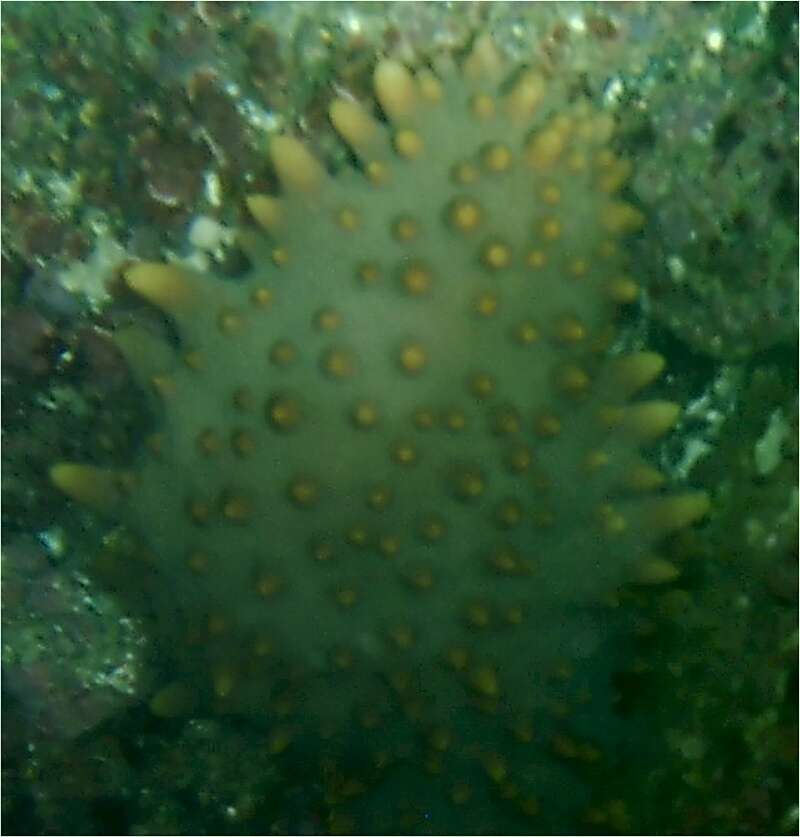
[481,239,512,270]
[518,796,540,817]
[268,726,293,755]
[483,752,508,783]
[463,34,504,82]
[367,483,393,511]
[213,668,235,699]
[526,128,565,169]
[553,315,586,343]
[149,682,197,718]
[222,493,252,523]
[598,503,628,537]
[645,492,711,534]
[365,160,390,186]
[470,92,495,120]
[267,394,303,431]
[607,352,665,397]
[270,135,325,194]
[335,587,358,608]
[288,476,319,508]
[598,158,633,193]
[419,516,446,543]
[450,783,472,805]
[588,112,615,144]
[329,98,379,158]
[416,69,443,103]
[504,71,546,121]
[196,428,222,457]
[606,276,640,303]
[125,263,196,313]
[623,401,681,442]
[555,364,590,395]
[444,646,470,671]
[429,727,452,751]
[470,665,500,698]
[321,346,357,379]
[623,463,666,492]
[151,374,176,399]
[451,466,486,501]
[494,500,523,529]
[466,601,491,628]
[50,463,127,511]
[482,143,512,173]
[394,128,423,159]
[245,194,283,233]
[352,400,380,430]
[449,198,483,233]
[378,534,401,557]
[534,412,562,438]
[601,201,645,234]
[633,557,681,585]
[374,60,417,122]
[389,624,414,650]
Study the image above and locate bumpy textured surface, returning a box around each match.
[51,38,709,833]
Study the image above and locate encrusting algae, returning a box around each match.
[50,36,710,833]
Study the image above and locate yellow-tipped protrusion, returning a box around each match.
[482,143,513,173]
[267,726,293,755]
[394,128,423,159]
[149,682,197,718]
[645,492,711,535]
[270,135,326,195]
[622,401,681,443]
[416,69,443,103]
[481,239,513,270]
[398,341,428,375]
[526,128,566,169]
[633,557,681,585]
[222,493,252,523]
[288,476,319,508]
[329,98,379,159]
[400,262,432,295]
[463,34,504,83]
[470,93,496,120]
[50,463,127,511]
[267,394,303,432]
[449,198,483,233]
[367,483,393,511]
[553,315,586,344]
[471,665,500,698]
[450,783,472,806]
[321,346,357,379]
[607,352,665,397]
[374,60,417,122]
[452,466,486,502]
[246,194,283,233]
[213,668,236,699]
[352,400,380,430]
[504,71,546,121]
[601,201,645,234]
[598,158,633,193]
[623,463,666,492]
[606,276,640,303]
[555,364,590,395]
[125,263,196,313]
[483,752,508,783]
